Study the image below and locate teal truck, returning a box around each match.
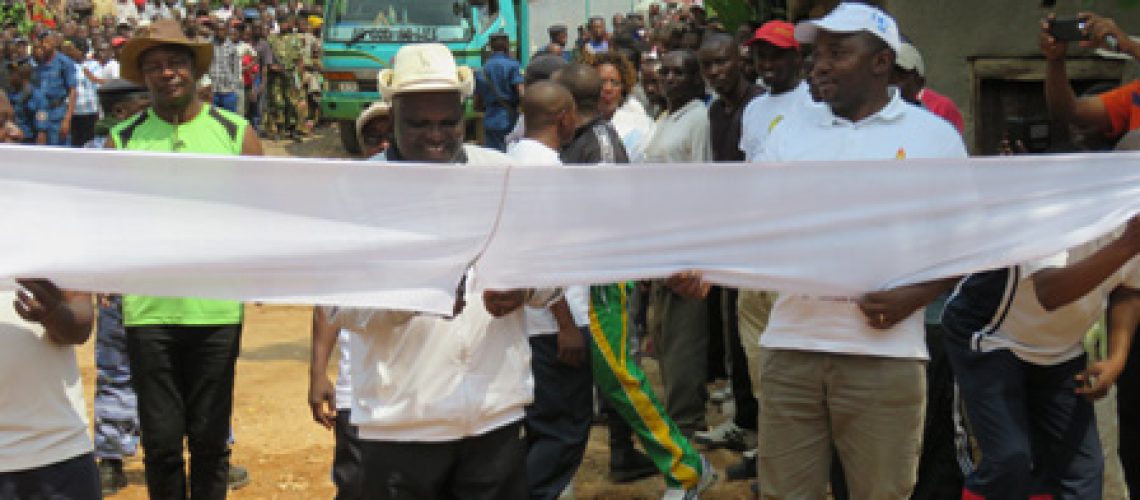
[320,0,530,153]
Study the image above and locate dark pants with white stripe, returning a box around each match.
[943,337,1102,499]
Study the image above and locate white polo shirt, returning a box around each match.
[739,81,813,162]
[507,138,590,335]
[757,89,967,359]
[642,98,712,163]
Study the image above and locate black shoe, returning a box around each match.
[726,450,757,481]
[608,448,658,483]
[98,459,128,496]
[228,464,251,490]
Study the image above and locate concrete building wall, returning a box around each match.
[525,0,640,55]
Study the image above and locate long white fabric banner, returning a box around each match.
[3,145,1139,315]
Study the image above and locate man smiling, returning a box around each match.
[110,19,261,500]
[753,4,966,498]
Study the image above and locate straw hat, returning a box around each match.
[120,19,213,85]
[377,43,474,102]
[355,100,391,148]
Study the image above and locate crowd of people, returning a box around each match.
[9,1,1140,500]
[0,0,326,148]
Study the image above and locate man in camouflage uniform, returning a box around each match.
[265,14,305,140]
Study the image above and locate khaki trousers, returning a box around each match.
[737,290,775,399]
[758,349,926,500]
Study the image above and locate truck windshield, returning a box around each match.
[327,0,473,43]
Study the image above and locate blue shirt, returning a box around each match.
[7,86,49,139]
[476,52,522,131]
[31,52,77,115]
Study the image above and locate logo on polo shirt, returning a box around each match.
[768,115,784,134]
[896,147,906,159]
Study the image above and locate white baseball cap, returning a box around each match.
[377,43,475,102]
[895,42,924,76]
[794,2,901,54]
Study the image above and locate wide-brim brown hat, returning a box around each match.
[120,19,213,85]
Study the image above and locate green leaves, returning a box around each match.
[704,0,757,33]
[0,2,31,34]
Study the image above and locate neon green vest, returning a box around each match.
[112,104,247,326]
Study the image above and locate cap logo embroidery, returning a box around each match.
[872,12,888,34]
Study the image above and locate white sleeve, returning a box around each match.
[1022,251,1070,276]
[527,288,564,308]
[691,114,713,162]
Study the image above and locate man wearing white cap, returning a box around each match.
[890,41,964,134]
[751,4,966,498]
[320,43,561,499]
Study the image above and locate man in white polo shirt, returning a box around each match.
[752,4,966,498]
[739,20,811,163]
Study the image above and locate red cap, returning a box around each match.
[111,36,127,47]
[748,21,799,50]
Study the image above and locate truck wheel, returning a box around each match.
[339,120,361,155]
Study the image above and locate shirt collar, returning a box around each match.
[667,98,704,121]
[817,87,907,127]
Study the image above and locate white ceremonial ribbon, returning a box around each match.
[2,145,1140,315]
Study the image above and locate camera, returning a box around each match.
[1048,17,1088,42]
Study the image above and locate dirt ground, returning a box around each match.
[74,127,755,500]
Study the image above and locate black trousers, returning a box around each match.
[69,113,97,148]
[334,410,364,500]
[1119,327,1140,494]
[126,325,241,500]
[0,452,100,500]
[722,288,758,431]
[360,421,527,500]
[524,332,593,500]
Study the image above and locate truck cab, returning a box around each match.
[320,0,528,153]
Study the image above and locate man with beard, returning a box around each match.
[109,19,262,499]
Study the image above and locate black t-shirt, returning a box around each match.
[709,85,764,162]
[560,116,630,165]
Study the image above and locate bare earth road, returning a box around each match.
[75,127,754,499]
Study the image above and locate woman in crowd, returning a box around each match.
[586,51,654,161]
